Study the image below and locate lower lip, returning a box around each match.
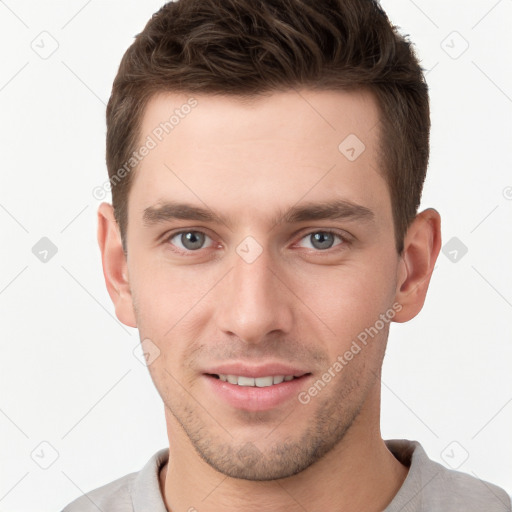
[203,374,311,412]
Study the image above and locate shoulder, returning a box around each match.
[61,472,136,512]
[426,459,511,511]
[385,439,511,511]
[61,448,169,512]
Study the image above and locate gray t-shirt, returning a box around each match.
[62,439,512,511]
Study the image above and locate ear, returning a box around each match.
[392,208,442,323]
[97,202,137,328]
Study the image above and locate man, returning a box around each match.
[63,0,511,510]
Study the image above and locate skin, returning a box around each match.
[98,88,441,512]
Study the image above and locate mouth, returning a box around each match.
[201,362,313,411]
[203,371,312,411]
[206,373,309,387]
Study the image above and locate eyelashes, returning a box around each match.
[295,230,346,251]
[164,229,350,256]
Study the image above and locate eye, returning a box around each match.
[166,230,214,253]
[297,230,346,251]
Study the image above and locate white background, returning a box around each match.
[0,1,511,510]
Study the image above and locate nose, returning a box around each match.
[214,242,294,345]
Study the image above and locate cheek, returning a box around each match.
[129,255,218,341]
[130,262,206,391]
[289,254,397,361]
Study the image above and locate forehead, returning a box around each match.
[129,88,390,230]
[139,88,380,154]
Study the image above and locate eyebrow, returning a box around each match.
[142,199,375,229]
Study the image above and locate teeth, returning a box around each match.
[255,376,273,387]
[226,375,238,385]
[217,374,297,387]
[238,376,255,386]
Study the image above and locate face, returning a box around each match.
[123,89,403,480]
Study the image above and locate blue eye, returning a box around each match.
[297,231,345,250]
[168,231,214,252]
[164,229,348,256]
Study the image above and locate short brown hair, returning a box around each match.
[106,0,429,254]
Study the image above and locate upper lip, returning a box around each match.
[203,362,311,378]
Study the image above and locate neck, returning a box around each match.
[159,392,409,512]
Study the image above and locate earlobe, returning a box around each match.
[97,202,137,328]
[393,208,442,323]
